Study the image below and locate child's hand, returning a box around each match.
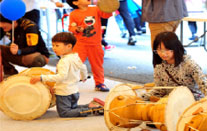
[82,79,87,82]
[30,77,41,84]
[76,26,84,33]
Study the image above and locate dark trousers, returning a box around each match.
[56,93,90,117]
[118,1,136,37]
[0,45,47,74]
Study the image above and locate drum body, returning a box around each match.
[104,84,195,131]
[97,0,120,13]
[177,97,207,131]
[18,67,56,108]
[0,75,51,120]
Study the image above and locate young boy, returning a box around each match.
[66,0,112,92]
[30,32,104,117]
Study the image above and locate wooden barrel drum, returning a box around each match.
[0,67,56,120]
[104,84,196,131]
[177,97,207,131]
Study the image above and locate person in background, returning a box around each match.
[118,0,137,46]
[0,14,50,76]
[114,10,128,38]
[22,0,64,27]
[67,0,112,92]
[101,18,115,51]
[127,0,146,35]
[141,0,188,50]
[141,32,207,101]
[30,32,105,117]
[185,0,205,41]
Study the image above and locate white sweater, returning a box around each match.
[42,53,88,96]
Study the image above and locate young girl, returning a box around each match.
[142,32,207,101]
[30,32,104,117]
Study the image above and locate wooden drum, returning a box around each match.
[0,75,51,120]
[177,97,207,131]
[18,67,56,108]
[104,84,196,131]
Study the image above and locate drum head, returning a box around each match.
[176,97,207,131]
[165,86,195,131]
[97,0,120,13]
[19,67,56,108]
[104,84,137,131]
[0,75,51,120]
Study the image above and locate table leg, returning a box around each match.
[180,21,183,44]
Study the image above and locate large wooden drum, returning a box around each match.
[104,84,196,131]
[177,97,207,131]
[18,67,56,108]
[0,75,51,120]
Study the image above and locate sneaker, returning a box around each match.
[128,36,136,46]
[141,27,146,34]
[189,36,198,42]
[121,33,127,38]
[136,30,142,35]
[91,107,104,115]
[95,84,109,92]
[105,45,115,51]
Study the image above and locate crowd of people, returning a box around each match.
[0,0,207,122]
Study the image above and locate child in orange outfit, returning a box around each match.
[66,0,112,92]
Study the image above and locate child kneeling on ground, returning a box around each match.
[30,32,104,117]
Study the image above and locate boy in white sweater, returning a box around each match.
[30,32,104,117]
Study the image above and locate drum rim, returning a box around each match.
[165,86,195,131]
[0,75,51,120]
[176,97,207,131]
[104,83,137,130]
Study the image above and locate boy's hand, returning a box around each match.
[30,77,41,84]
[50,87,55,94]
[76,26,84,33]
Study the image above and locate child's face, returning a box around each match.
[73,0,91,7]
[156,42,175,64]
[52,42,72,56]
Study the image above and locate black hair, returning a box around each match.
[152,32,185,67]
[66,0,79,9]
[0,14,12,23]
[52,32,77,47]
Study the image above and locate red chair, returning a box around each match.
[61,14,69,32]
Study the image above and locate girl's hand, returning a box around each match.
[30,77,41,84]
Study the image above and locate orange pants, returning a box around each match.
[73,44,104,86]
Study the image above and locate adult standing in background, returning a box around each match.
[142,0,188,49]
[118,0,137,46]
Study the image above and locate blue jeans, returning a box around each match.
[118,1,136,37]
[188,21,197,36]
[56,93,89,117]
